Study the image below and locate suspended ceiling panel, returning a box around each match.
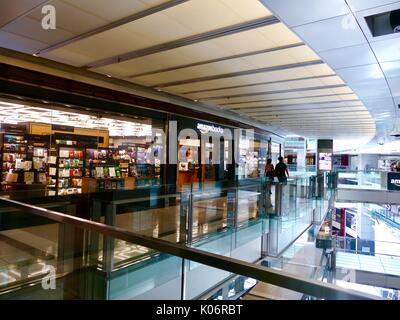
[47,0,272,64]
[129,45,320,87]
[161,64,337,94]
[185,76,346,100]
[94,23,303,78]
[225,100,364,110]
[262,0,399,144]
[0,0,377,141]
[210,89,355,105]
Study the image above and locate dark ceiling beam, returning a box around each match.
[230,104,364,113]
[259,115,372,121]
[243,107,367,116]
[221,94,358,107]
[36,0,189,55]
[225,99,361,112]
[127,42,304,78]
[203,84,348,101]
[276,125,374,128]
[268,118,374,123]
[182,74,336,95]
[152,59,324,88]
[87,15,280,69]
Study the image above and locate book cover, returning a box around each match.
[109,167,116,178]
[24,172,34,184]
[96,167,104,178]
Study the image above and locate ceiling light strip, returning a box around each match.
[127,42,305,78]
[203,84,348,101]
[36,0,190,55]
[87,16,280,69]
[152,60,324,88]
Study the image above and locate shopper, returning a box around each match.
[275,156,289,183]
[264,158,275,193]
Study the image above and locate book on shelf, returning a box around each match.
[48,156,57,164]
[24,172,34,184]
[38,173,47,184]
[15,159,24,169]
[49,167,57,176]
[109,167,116,178]
[24,161,32,171]
[95,166,104,178]
[5,173,18,183]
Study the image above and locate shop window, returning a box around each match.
[0,100,163,199]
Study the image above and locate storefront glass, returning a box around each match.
[0,100,164,198]
[177,118,234,185]
[238,130,269,179]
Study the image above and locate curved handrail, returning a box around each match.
[0,197,379,300]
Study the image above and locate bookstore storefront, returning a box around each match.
[0,100,165,198]
[177,117,235,186]
[0,98,280,199]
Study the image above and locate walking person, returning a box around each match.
[264,158,275,194]
[275,156,289,183]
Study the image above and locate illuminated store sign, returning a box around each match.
[197,123,224,134]
[388,172,400,190]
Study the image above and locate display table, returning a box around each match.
[82,177,135,193]
[1,182,47,199]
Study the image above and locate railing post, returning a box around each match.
[227,188,238,229]
[179,189,193,245]
[275,183,283,216]
[180,258,187,300]
[57,204,76,273]
[227,188,238,250]
[102,202,116,273]
[179,186,194,301]
[267,217,279,257]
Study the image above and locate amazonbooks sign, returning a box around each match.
[388,172,400,191]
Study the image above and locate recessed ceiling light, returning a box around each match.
[32,53,38,57]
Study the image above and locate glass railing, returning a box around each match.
[259,256,399,300]
[335,236,400,258]
[335,170,383,190]
[0,197,379,300]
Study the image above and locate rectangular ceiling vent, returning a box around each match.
[365,8,400,37]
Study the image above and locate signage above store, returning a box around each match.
[197,123,224,135]
[388,172,400,191]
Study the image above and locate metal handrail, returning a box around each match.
[0,197,379,300]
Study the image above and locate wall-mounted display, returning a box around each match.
[318,152,332,171]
